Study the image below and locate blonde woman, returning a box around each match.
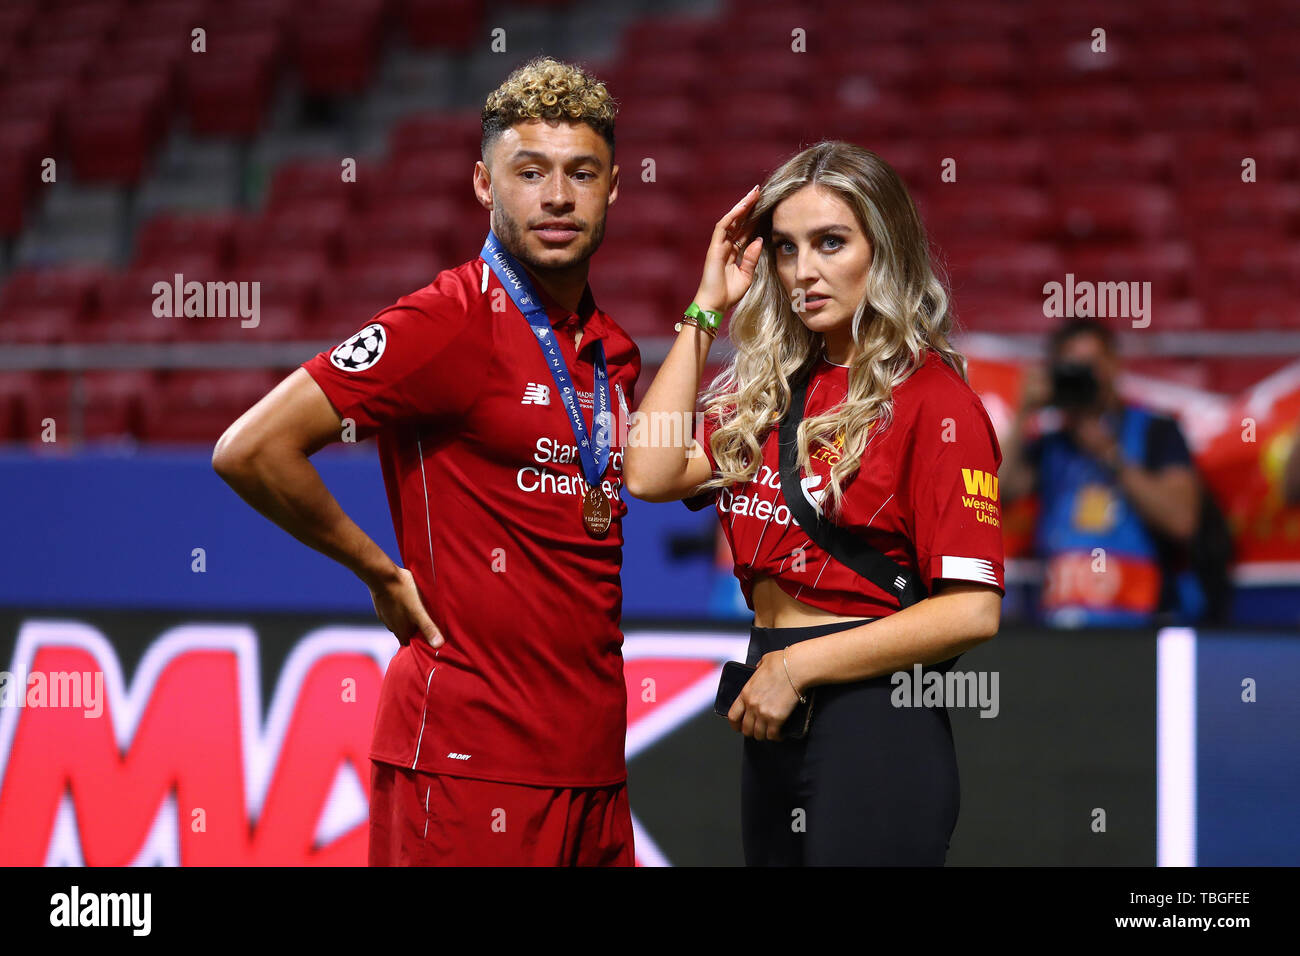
[624,142,1004,866]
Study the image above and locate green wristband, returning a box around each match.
[684,302,723,332]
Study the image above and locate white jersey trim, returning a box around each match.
[940,555,1000,586]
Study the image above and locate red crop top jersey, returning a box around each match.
[686,349,1005,618]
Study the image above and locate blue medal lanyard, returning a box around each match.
[480,232,611,489]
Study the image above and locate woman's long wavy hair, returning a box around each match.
[697,141,967,516]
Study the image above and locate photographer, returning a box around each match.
[1000,319,1207,627]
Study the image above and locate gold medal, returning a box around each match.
[582,486,612,538]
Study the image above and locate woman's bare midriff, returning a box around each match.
[751,575,869,629]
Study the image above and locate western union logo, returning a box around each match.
[961,468,999,502]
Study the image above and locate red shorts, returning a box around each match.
[368,759,635,866]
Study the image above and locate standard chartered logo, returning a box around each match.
[718,487,793,526]
[515,435,624,501]
[717,464,794,525]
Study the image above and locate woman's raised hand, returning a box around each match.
[693,185,765,315]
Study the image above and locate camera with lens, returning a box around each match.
[1049,361,1100,410]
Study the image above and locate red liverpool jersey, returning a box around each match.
[688,349,1004,616]
[302,257,641,787]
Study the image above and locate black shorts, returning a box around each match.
[740,618,961,866]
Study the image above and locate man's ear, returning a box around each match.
[473,160,493,210]
[607,162,619,208]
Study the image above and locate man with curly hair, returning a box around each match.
[213,57,640,865]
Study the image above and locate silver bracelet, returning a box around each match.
[783,646,807,704]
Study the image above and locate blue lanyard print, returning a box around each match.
[480,231,611,487]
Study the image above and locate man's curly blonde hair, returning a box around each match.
[481,56,617,157]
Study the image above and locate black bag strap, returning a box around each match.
[778,370,928,609]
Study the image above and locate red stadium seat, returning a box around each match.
[820,46,924,95]
[1202,357,1298,395]
[266,160,360,210]
[139,370,281,444]
[1193,240,1300,296]
[919,186,1055,243]
[0,4,37,47]
[0,265,106,342]
[134,213,241,271]
[928,0,1026,38]
[1140,82,1258,132]
[80,369,153,440]
[1179,183,1300,238]
[1030,84,1142,134]
[89,270,189,343]
[1258,80,1300,134]
[1023,34,1135,86]
[364,150,480,207]
[217,259,320,340]
[1172,129,1300,185]
[1147,298,1207,331]
[14,372,73,442]
[704,91,810,142]
[0,75,76,127]
[1130,34,1251,82]
[1042,134,1175,186]
[4,37,101,82]
[603,191,694,248]
[620,16,724,58]
[606,298,671,341]
[952,294,1055,334]
[1051,184,1180,242]
[398,0,482,50]
[1253,29,1300,79]
[65,73,171,183]
[182,28,280,138]
[205,0,295,31]
[339,199,462,266]
[0,150,33,237]
[615,98,708,146]
[920,38,1025,87]
[28,0,124,44]
[924,88,1025,137]
[940,240,1066,298]
[692,139,804,206]
[120,0,210,43]
[1070,242,1195,301]
[233,202,347,265]
[290,0,384,96]
[0,303,79,344]
[598,145,700,210]
[922,136,1048,186]
[388,112,483,156]
[314,260,440,338]
[0,372,35,441]
[1131,0,1250,34]
[590,248,681,322]
[1206,287,1300,330]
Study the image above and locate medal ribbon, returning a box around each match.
[480,232,610,489]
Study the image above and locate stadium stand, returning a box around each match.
[1,0,1298,441]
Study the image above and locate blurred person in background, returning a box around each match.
[625,142,1004,866]
[998,318,1231,627]
[213,57,641,866]
[1285,420,1300,506]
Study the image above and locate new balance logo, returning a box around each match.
[522,383,551,405]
